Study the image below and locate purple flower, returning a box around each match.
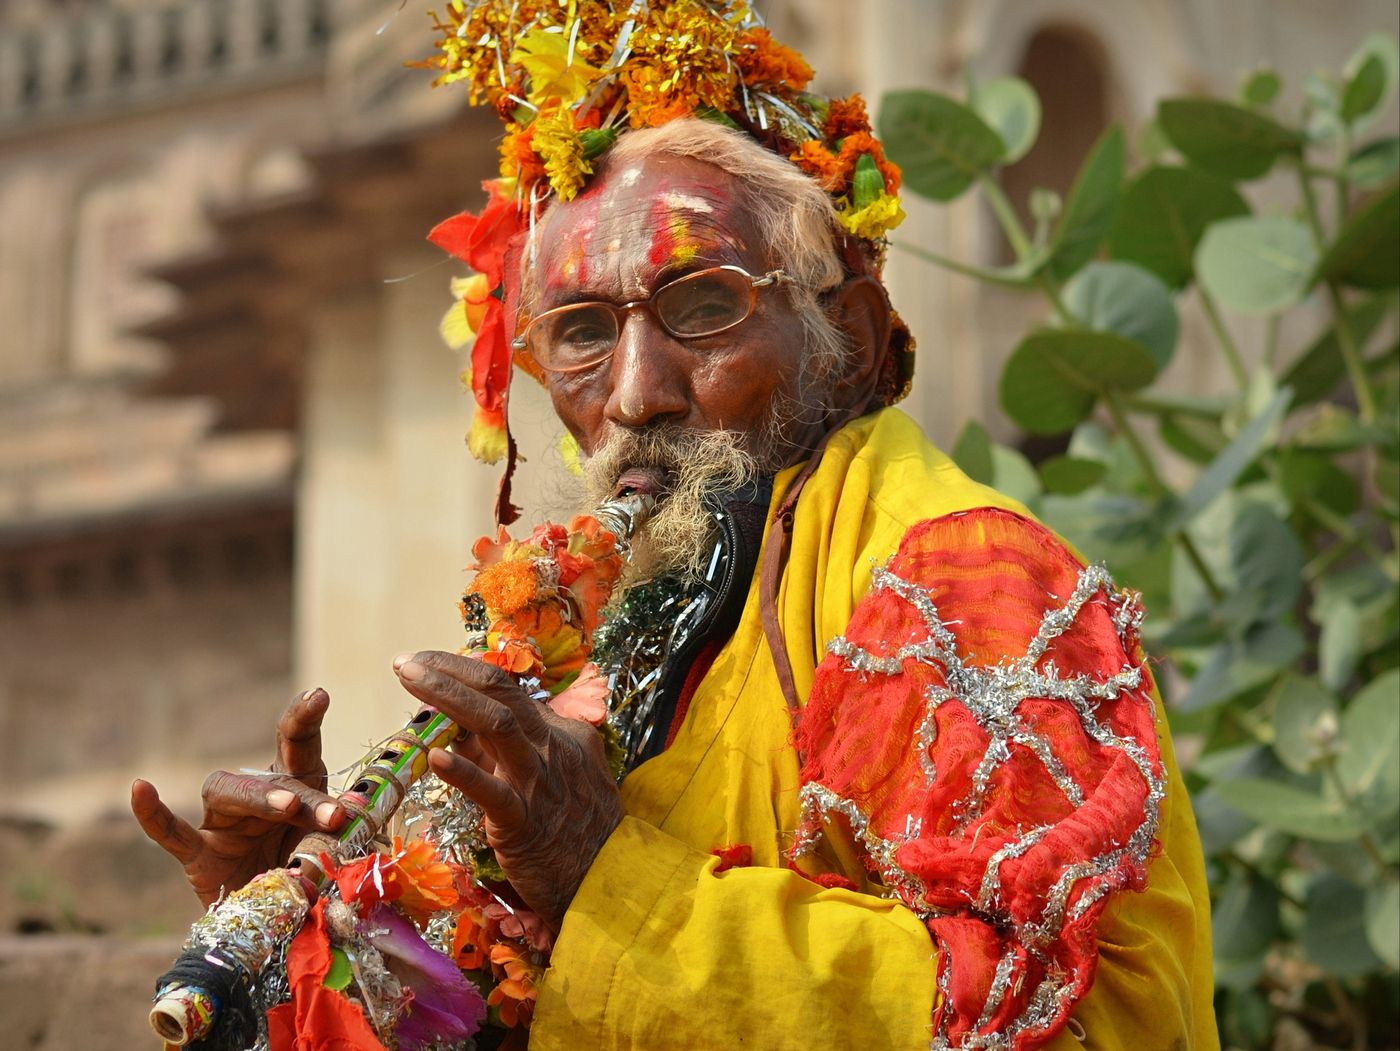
[362,903,487,1049]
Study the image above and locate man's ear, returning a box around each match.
[828,275,892,417]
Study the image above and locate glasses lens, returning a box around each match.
[654,269,752,338]
[530,303,619,371]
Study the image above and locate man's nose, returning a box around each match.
[602,311,690,428]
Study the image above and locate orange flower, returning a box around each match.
[836,131,902,194]
[499,121,547,187]
[471,560,541,615]
[389,836,463,925]
[734,28,813,92]
[486,942,544,1028]
[790,139,845,192]
[823,93,872,140]
[451,903,494,972]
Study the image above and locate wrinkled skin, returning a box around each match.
[134,151,890,931]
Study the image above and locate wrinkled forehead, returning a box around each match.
[528,155,767,307]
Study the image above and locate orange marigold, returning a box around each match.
[790,139,845,192]
[836,131,903,194]
[823,93,872,140]
[499,121,546,187]
[734,28,813,92]
[471,560,540,615]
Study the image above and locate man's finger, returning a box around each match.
[396,659,542,782]
[408,650,539,711]
[428,748,526,827]
[275,688,330,788]
[131,779,202,864]
[199,770,345,832]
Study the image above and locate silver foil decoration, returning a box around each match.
[794,558,1165,1050]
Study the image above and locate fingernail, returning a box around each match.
[399,660,424,681]
[316,802,341,827]
[393,653,414,670]
[268,789,296,812]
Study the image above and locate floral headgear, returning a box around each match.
[418,1,913,521]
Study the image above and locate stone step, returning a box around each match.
[0,934,185,1051]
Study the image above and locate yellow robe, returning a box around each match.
[533,408,1217,1049]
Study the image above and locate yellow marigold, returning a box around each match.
[734,27,813,92]
[837,191,906,241]
[622,2,740,128]
[530,105,592,201]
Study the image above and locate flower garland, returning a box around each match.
[264,514,628,1049]
[418,2,908,492]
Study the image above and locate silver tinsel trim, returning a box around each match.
[799,559,1164,1051]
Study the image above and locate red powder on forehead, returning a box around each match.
[647,197,680,269]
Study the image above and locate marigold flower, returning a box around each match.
[471,560,541,615]
[530,104,593,201]
[823,93,872,140]
[836,131,902,194]
[734,28,813,92]
[790,139,845,192]
[837,191,906,241]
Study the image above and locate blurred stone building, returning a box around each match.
[0,1,1394,1046]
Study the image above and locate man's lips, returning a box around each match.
[612,466,673,500]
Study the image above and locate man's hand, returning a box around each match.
[395,650,623,932]
[131,688,347,907]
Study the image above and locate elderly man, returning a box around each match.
[134,6,1216,1049]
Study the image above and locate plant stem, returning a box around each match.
[1299,495,1398,581]
[1295,160,1379,423]
[1321,754,1396,875]
[1104,392,1227,602]
[1196,286,1249,387]
[979,173,1034,259]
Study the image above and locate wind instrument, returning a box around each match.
[149,485,658,1048]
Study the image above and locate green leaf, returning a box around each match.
[1046,126,1125,281]
[1179,622,1304,711]
[879,90,1006,202]
[1365,877,1400,969]
[1342,52,1388,124]
[1304,874,1386,976]
[1319,601,1363,694]
[1175,388,1291,523]
[1212,868,1281,989]
[1293,403,1393,452]
[1108,166,1251,288]
[1214,777,1364,841]
[1278,449,1359,519]
[1195,216,1318,314]
[1315,182,1400,290]
[1280,296,1391,408]
[952,420,995,486]
[990,443,1043,509]
[1157,98,1305,180]
[1347,136,1400,188]
[971,77,1041,165]
[999,328,1159,435]
[1271,675,1341,774]
[1063,261,1179,368]
[1338,669,1400,809]
[1240,68,1282,107]
[1218,501,1305,626]
[323,947,354,991]
[1341,33,1400,134]
[1039,455,1106,495]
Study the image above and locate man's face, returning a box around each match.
[529,153,823,469]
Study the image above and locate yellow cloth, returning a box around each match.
[533,408,1217,1049]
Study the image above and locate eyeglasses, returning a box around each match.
[512,265,790,374]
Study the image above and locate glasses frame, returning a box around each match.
[512,265,790,374]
